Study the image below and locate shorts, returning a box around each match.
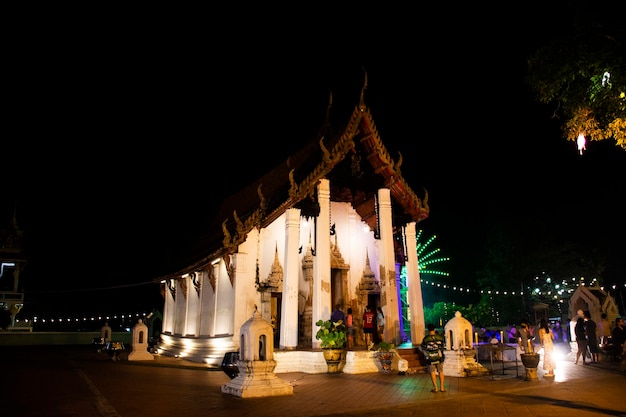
[364,327,374,334]
[426,362,443,374]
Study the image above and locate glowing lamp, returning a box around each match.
[577,133,586,155]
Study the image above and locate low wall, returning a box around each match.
[0,331,132,346]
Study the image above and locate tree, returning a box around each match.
[526,4,625,151]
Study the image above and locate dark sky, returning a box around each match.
[3,4,625,316]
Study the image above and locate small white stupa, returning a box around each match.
[442,311,488,377]
[128,319,155,361]
[221,307,293,398]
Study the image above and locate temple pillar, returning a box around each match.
[280,208,301,349]
[313,179,331,348]
[377,188,400,345]
[405,222,425,344]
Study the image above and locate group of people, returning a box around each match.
[328,304,625,393]
[331,304,386,350]
[574,311,626,364]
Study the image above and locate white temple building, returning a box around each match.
[153,78,431,370]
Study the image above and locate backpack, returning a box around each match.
[423,335,444,364]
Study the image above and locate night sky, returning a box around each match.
[3,4,625,319]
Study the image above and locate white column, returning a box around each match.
[162,280,175,334]
[405,222,425,345]
[377,188,400,345]
[280,207,301,349]
[313,178,332,348]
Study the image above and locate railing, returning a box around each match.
[0,326,32,332]
[0,291,24,303]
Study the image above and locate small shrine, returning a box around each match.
[442,311,488,377]
[128,319,154,361]
[221,308,293,398]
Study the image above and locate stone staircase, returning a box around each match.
[395,345,427,374]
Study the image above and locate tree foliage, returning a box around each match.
[526,4,625,150]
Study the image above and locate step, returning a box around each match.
[396,346,427,374]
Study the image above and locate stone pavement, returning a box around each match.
[1,345,624,417]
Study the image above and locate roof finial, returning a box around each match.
[359,67,368,111]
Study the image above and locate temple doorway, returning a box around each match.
[271,293,281,348]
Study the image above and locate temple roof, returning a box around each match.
[156,82,429,279]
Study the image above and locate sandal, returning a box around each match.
[440,389,447,392]
[431,389,438,393]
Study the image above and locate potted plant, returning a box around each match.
[375,341,396,372]
[315,319,347,373]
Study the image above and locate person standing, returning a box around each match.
[99,321,112,353]
[362,305,375,349]
[346,308,354,349]
[421,323,446,392]
[598,313,611,346]
[517,321,532,352]
[584,311,599,363]
[611,317,625,359]
[539,318,555,376]
[376,306,385,343]
[331,304,346,324]
[507,324,518,343]
[574,317,588,365]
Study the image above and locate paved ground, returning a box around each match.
[1,344,624,417]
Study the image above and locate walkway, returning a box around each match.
[1,345,624,417]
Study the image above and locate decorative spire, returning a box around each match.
[359,68,368,111]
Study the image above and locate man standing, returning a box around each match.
[584,311,599,363]
[421,323,446,393]
[611,317,625,359]
[517,321,532,352]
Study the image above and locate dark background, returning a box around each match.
[3,3,625,323]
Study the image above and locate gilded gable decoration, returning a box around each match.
[257,184,267,211]
[167,278,176,301]
[234,210,244,237]
[288,169,298,199]
[221,220,232,249]
[209,264,217,292]
[191,271,201,296]
[223,253,235,286]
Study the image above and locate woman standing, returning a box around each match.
[346,308,354,349]
[376,306,385,343]
[539,319,555,376]
[574,317,588,365]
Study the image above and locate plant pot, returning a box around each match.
[376,351,395,372]
[520,353,540,381]
[322,348,344,373]
[221,351,240,379]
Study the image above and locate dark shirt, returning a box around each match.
[584,319,598,344]
[575,320,587,341]
[421,332,445,364]
[612,325,626,347]
[331,309,345,323]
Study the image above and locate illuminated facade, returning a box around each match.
[154,81,430,369]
